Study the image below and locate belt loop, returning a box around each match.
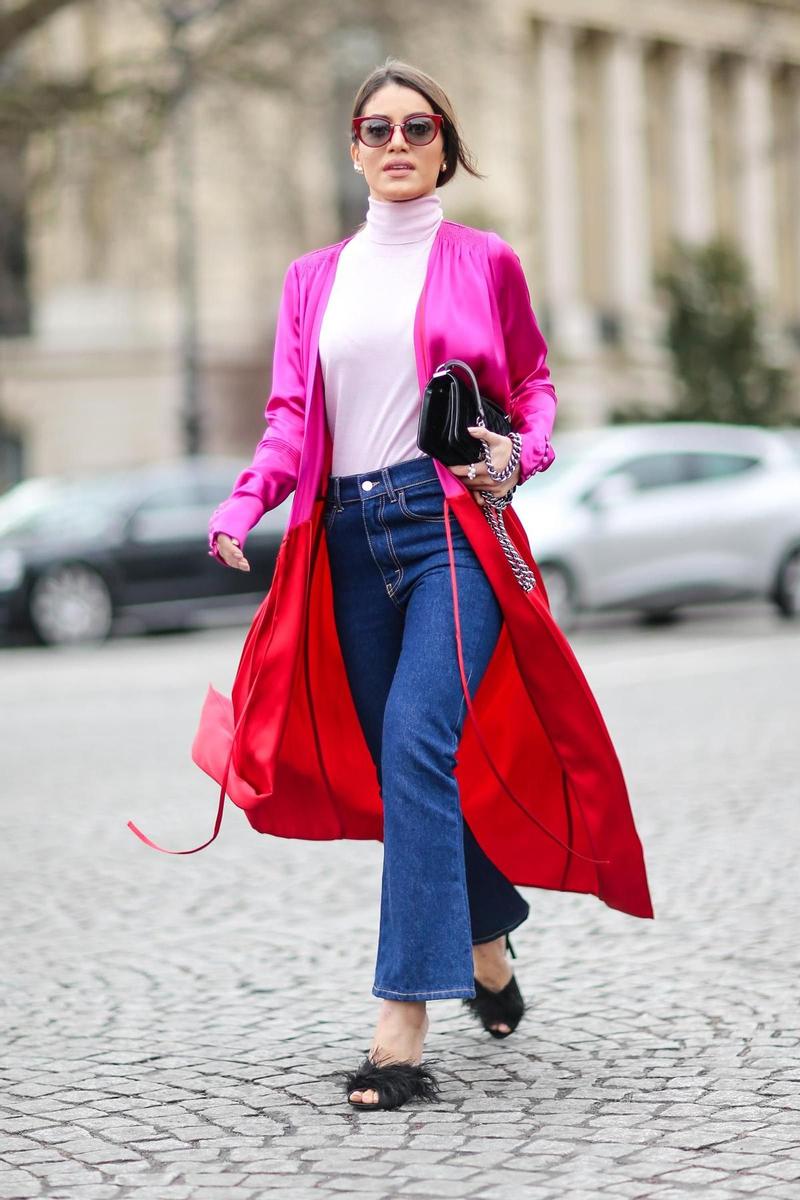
[382,466,397,502]
[331,475,342,511]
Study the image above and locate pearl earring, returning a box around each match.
[354,163,363,173]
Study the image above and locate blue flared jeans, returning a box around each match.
[323,455,530,1002]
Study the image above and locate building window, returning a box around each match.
[0,427,24,493]
[0,135,31,337]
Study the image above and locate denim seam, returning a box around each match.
[454,618,479,734]
[453,789,478,996]
[381,466,397,502]
[360,499,403,612]
[403,476,440,492]
[452,588,507,958]
[377,495,405,600]
[372,985,476,999]
[329,473,440,507]
[397,489,446,524]
[449,594,494,998]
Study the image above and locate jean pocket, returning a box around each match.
[397,485,446,523]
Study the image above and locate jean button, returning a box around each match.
[361,480,375,492]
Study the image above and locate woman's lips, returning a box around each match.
[384,164,414,173]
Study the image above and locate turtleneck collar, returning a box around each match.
[363,191,443,245]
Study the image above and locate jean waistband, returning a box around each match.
[326,455,441,506]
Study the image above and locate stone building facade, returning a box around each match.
[1,0,799,483]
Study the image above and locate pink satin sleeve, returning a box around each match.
[208,259,306,561]
[487,234,557,484]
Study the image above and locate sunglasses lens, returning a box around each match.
[360,119,392,146]
[405,117,437,145]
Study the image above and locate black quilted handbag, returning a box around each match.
[416,358,536,594]
[417,359,511,466]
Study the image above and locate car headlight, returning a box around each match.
[0,547,24,592]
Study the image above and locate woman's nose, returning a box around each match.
[389,124,409,148]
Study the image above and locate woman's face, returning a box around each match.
[351,83,446,203]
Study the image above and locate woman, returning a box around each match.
[130,59,653,1111]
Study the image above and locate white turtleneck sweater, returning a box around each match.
[318,191,443,477]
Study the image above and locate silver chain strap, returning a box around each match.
[476,425,536,593]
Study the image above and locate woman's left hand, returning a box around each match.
[448,426,520,507]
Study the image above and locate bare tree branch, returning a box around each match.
[0,0,437,145]
[0,0,339,138]
[0,0,88,58]
[0,72,175,136]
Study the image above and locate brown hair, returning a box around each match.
[351,57,484,186]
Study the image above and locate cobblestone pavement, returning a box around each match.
[1,606,799,1200]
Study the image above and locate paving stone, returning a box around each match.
[693,1151,773,1170]
[174,1173,249,1186]
[660,1166,730,1183]
[401,1180,485,1197]
[762,1161,800,1181]
[2,621,799,1200]
[0,1176,42,1199]
[239,1162,303,1175]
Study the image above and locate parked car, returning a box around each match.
[780,426,800,462]
[513,422,800,630]
[0,457,290,645]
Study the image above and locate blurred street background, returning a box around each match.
[1,0,800,1196]
[1,0,800,483]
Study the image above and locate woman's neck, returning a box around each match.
[363,191,443,245]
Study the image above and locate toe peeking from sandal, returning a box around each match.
[463,974,526,1039]
[342,1054,441,1111]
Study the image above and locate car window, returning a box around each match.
[607,453,691,492]
[0,477,134,539]
[685,452,760,481]
[196,479,237,507]
[129,481,209,542]
[8,497,116,539]
[136,481,200,511]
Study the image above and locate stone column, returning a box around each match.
[536,21,594,355]
[734,54,777,299]
[791,71,800,323]
[602,32,654,340]
[670,45,715,243]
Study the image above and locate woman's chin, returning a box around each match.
[372,179,434,203]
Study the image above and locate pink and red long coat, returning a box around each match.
[145,219,653,921]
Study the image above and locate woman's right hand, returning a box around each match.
[215,533,250,571]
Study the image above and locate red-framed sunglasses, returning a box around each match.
[352,112,443,148]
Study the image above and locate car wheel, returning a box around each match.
[538,563,578,631]
[774,546,800,619]
[28,563,114,645]
[640,608,679,627]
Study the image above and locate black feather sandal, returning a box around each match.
[342,1053,441,1111]
[462,932,526,1039]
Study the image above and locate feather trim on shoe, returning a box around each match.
[341,1055,441,1111]
[462,974,526,1038]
